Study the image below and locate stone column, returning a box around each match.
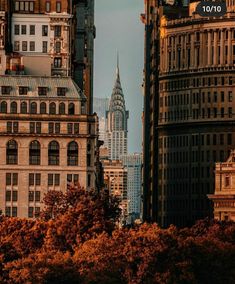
[191,33,194,68]
[228,29,232,65]
[214,30,218,65]
[220,29,224,65]
[208,30,212,66]
[200,31,204,67]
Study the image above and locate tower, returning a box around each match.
[106,55,129,160]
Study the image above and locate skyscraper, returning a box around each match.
[142,0,235,227]
[121,153,142,223]
[106,57,129,160]
[93,97,109,143]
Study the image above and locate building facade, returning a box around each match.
[106,60,129,160]
[102,159,128,224]
[121,153,142,223]
[93,97,109,143]
[208,151,235,221]
[142,0,235,227]
[0,0,95,113]
[0,76,98,218]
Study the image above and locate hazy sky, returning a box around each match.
[94,0,144,153]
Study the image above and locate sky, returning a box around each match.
[94,0,144,154]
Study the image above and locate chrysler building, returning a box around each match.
[106,57,129,160]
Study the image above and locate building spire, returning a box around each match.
[116,51,120,77]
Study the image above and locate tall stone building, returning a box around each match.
[106,59,129,160]
[142,0,235,227]
[121,153,142,223]
[0,0,95,113]
[208,151,235,221]
[0,76,98,218]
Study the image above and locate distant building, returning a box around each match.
[0,76,99,218]
[208,151,235,221]
[93,97,109,143]
[102,159,128,224]
[121,153,142,223]
[106,58,129,160]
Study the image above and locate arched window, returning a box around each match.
[30,102,37,114]
[40,102,47,114]
[10,102,17,114]
[67,141,78,166]
[6,140,18,164]
[20,102,27,114]
[29,141,40,165]
[59,103,65,115]
[0,101,7,113]
[49,102,56,114]
[68,103,75,115]
[48,141,59,165]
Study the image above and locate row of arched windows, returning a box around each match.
[6,140,78,166]
[0,101,75,115]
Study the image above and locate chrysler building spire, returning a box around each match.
[106,55,129,160]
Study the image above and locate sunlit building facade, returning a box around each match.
[142,0,235,227]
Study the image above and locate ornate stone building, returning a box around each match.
[0,0,95,113]
[0,76,98,218]
[208,151,235,221]
[106,59,129,160]
[142,0,235,227]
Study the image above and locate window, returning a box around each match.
[22,41,27,51]
[221,91,224,102]
[67,141,78,166]
[49,123,54,134]
[54,26,61,37]
[6,173,18,186]
[21,25,27,35]
[40,102,47,114]
[54,57,62,68]
[67,174,79,185]
[42,41,48,53]
[7,122,12,133]
[6,191,11,202]
[10,102,17,114]
[229,107,233,118]
[29,2,34,11]
[59,103,65,115]
[55,123,60,134]
[68,103,75,115]
[74,123,79,134]
[35,191,41,202]
[14,25,20,35]
[228,133,232,145]
[42,25,48,36]
[36,122,41,134]
[29,173,34,186]
[6,140,18,165]
[29,41,35,51]
[38,87,47,96]
[88,174,91,187]
[36,174,41,186]
[0,101,7,113]
[46,1,51,12]
[48,141,60,165]
[29,191,34,201]
[67,123,73,134]
[21,102,27,114]
[30,122,35,134]
[19,86,28,95]
[1,86,11,95]
[57,87,66,96]
[49,102,56,114]
[29,141,41,165]
[48,174,60,186]
[225,176,230,187]
[15,1,19,11]
[14,41,20,52]
[56,1,61,12]
[228,91,233,102]
[220,134,224,145]
[221,108,224,118]
[12,191,18,202]
[13,122,18,133]
[30,102,37,114]
[30,25,35,35]
[28,207,34,218]
[55,41,61,53]
[12,207,17,217]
